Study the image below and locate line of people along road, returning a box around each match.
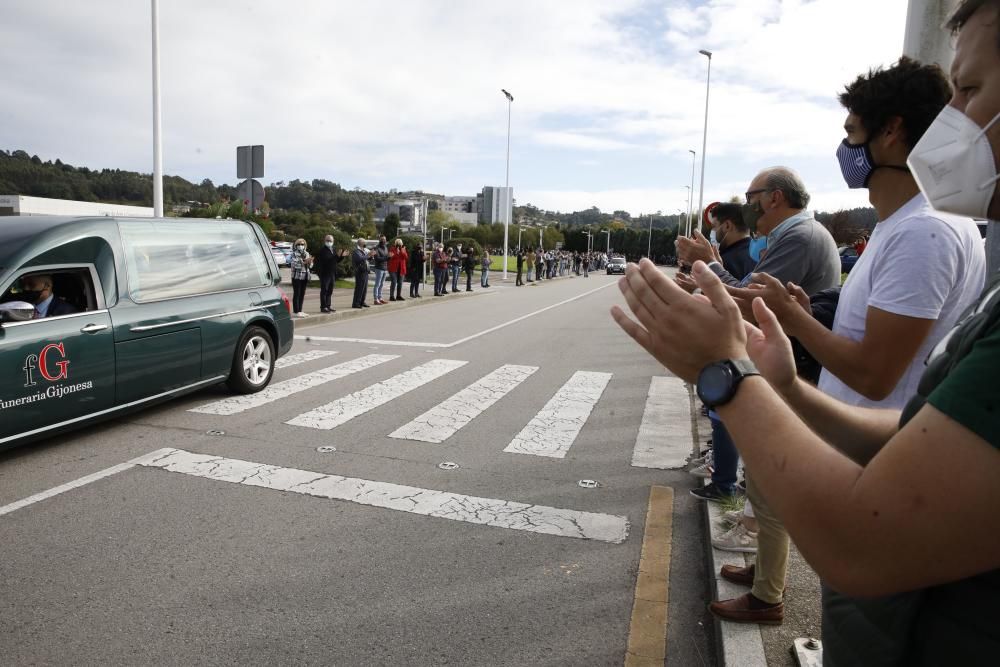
[285,234,614,315]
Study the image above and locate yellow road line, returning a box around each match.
[625,485,674,666]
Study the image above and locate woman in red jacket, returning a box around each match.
[388,238,409,302]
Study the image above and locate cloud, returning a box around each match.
[0,0,914,216]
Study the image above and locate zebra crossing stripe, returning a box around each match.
[138,448,629,543]
[388,364,538,443]
[631,376,693,469]
[189,354,399,416]
[287,358,468,430]
[275,350,339,369]
[503,371,612,458]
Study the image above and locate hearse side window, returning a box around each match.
[118,221,270,302]
[0,268,99,318]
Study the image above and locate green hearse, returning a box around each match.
[0,216,294,449]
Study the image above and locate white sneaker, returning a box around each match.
[689,463,712,479]
[721,508,744,525]
[299,311,309,317]
[712,522,758,553]
[691,450,713,466]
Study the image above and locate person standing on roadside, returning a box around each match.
[481,247,491,288]
[526,247,534,282]
[388,238,408,302]
[449,245,461,293]
[371,236,389,305]
[463,244,476,291]
[516,248,524,286]
[289,237,312,318]
[314,234,339,314]
[351,238,370,309]
[408,242,425,298]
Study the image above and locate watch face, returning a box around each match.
[697,363,735,406]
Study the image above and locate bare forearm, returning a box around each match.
[780,376,899,464]
[787,312,884,398]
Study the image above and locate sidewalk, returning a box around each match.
[692,410,823,667]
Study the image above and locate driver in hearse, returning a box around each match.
[17,274,79,318]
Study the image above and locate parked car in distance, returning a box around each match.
[271,246,291,267]
[0,216,294,450]
[839,246,859,274]
[607,257,627,275]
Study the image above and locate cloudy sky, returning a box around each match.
[2,0,915,216]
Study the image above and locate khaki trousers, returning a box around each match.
[747,476,789,604]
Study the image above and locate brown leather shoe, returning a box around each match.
[720,563,755,586]
[709,593,783,625]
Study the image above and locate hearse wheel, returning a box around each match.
[227,326,275,394]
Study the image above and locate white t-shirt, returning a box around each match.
[817,194,986,409]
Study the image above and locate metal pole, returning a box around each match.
[502,89,513,281]
[696,51,712,234]
[687,150,696,237]
[151,0,163,217]
[602,230,610,255]
[647,215,652,257]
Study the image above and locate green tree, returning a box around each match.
[383,212,401,240]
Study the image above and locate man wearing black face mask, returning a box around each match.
[709,202,754,281]
[20,274,78,318]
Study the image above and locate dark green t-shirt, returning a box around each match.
[927,317,1000,448]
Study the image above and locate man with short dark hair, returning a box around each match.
[710,202,754,280]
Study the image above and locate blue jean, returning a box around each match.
[481,268,489,287]
[373,268,387,300]
[709,413,739,493]
[450,266,460,291]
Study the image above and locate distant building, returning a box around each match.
[479,186,513,225]
[0,194,154,217]
[376,198,427,233]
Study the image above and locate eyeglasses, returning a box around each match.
[745,188,771,203]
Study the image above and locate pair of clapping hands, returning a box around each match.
[610,259,809,395]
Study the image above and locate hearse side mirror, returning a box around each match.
[0,301,36,323]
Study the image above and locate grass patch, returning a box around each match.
[716,492,746,515]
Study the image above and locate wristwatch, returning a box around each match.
[696,359,760,409]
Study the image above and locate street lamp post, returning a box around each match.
[647,214,653,258]
[502,88,514,281]
[683,185,692,237]
[687,149,696,236]
[448,229,454,241]
[696,50,713,231]
[601,230,610,256]
[539,225,546,249]
[151,0,163,217]
[441,227,451,245]
[518,226,528,250]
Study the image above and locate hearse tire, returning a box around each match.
[227,326,275,394]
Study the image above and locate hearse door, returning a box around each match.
[0,269,114,446]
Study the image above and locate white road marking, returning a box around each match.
[0,448,173,518]
[294,280,617,349]
[388,364,538,443]
[189,354,398,416]
[139,448,629,543]
[296,336,449,348]
[504,371,613,458]
[631,376,694,469]
[287,358,468,430]
[275,350,339,368]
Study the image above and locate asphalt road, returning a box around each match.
[0,272,717,666]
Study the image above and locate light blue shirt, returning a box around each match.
[34,294,54,318]
[767,210,812,244]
